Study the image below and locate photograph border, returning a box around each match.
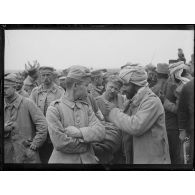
[0,24,194,171]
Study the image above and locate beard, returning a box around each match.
[108,91,117,100]
[122,89,136,100]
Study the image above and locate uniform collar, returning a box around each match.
[61,95,88,109]
[5,93,23,109]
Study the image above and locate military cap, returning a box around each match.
[156,63,169,74]
[67,65,91,82]
[4,73,18,86]
[39,66,55,73]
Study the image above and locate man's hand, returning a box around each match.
[4,122,13,132]
[179,130,187,142]
[65,126,83,138]
[104,101,116,119]
[30,144,37,151]
[25,148,36,159]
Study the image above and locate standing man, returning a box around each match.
[105,64,170,164]
[4,74,47,163]
[30,66,64,163]
[46,65,105,164]
[88,70,104,97]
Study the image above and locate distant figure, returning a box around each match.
[145,64,157,88]
[88,70,104,97]
[151,63,169,103]
[178,48,186,64]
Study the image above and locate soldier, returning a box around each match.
[46,65,105,164]
[105,64,170,164]
[151,63,169,103]
[88,70,104,97]
[6,73,29,98]
[30,66,64,163]
[93,75,125,164]
[4,74,47,163]
[145,63,157,88]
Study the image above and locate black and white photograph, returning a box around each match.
[0,25,194,171]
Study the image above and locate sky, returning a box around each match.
[4,30,194,71]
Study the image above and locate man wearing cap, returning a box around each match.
[4,74,47,163]
[151,63,169,103]
[46,65,105,164]
[88,70,104,97]
[30,66,64,163]
[105,64,170,164]
[6,73,29,98]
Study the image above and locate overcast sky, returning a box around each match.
[5,30,194,71]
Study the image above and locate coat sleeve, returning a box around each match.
[79,107,106,143]
[108,98,163,136]
[26,99,48,148]
[178,85,188,130]
[93,122,122,153]
[46,105,88,153]
[163,98,178,114]
[163,80,178,114]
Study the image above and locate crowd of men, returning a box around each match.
[4,49,194,164]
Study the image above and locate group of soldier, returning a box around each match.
[4,49,194,164]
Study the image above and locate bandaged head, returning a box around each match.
[169,61,190,84]
[119,63,148,87]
